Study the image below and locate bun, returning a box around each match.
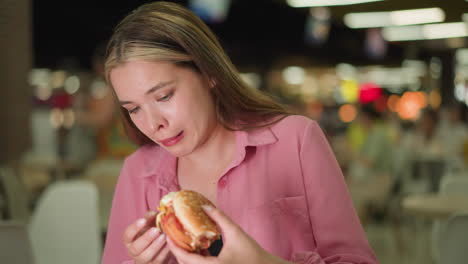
[156,190,221,252]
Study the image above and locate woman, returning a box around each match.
[102,2,378,264]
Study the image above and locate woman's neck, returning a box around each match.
[179,123,236,171]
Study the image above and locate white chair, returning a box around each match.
[0,166,30,221]
[29,180,101,264]
[432,176,468,263]
[0,221,35,264]
[436,212,468,264]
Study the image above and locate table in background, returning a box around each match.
[402,193,468,219]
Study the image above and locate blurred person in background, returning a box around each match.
[101,2,377,264]
[75,42,115,132]
[438,103,468,172]
[72,42,136,164]
[396,109,445,195]
[346,105,394,226]
[385,109,447,257]
[402,109,443,161]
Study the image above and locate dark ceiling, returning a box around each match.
[325,0,467,23]
[32,0,468,70]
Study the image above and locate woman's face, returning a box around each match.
[110,60,218,157]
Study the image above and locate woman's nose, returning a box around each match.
[144,107,167,133]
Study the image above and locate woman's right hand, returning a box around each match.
[123,211,172,264]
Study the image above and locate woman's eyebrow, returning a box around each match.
[119,80,176,105]
[145,80,176,95]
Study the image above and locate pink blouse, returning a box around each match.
[102,115,378,264]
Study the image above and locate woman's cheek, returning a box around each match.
[163,103,182,123]
[131,115,147,133]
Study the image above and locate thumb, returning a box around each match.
[202,205,243,238]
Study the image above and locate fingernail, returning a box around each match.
[149,227,159,236]
[136,218,146,227]
[146,211,157,217]
[158,233,166,241]
[202,205,213,211]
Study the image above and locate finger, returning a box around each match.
[123,218,148,246]
[166,236,214,264]
[202,205,243,237]
[136,211,158,237]
[152,242,171,263]
[145,211,157,223]
[145,211,158,222]
[128,227,161,257]
[135,233,166,263]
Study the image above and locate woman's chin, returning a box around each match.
[165,146,193,158]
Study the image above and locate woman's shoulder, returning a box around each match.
[269,114,318,136]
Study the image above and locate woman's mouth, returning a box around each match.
[159,131,184,147]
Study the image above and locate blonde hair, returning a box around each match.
[105,1,291,145]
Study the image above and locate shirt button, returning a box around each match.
[219,178,228,188]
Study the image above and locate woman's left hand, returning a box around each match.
[166,205,290,264]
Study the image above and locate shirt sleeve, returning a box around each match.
[296,121,378,264]
[101,158,146,264]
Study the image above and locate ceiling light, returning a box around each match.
[287,0,383,8]
[345,8,445,28]
[382,25,425,41]
[382,22,468,41]
[391,8,444,26]
[423,22,467,39]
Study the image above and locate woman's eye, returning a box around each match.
[128,107,140,114]
[158,91,174,102]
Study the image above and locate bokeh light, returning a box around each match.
[387,94,400,112]
[338,104,358,123]
[340,79,359,103]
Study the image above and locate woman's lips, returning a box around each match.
[159,131,184,147]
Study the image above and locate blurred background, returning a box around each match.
[1,0,468,263]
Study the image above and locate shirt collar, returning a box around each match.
[139,126,278,188]
[231,126,277,167]
[238,125,278,148]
